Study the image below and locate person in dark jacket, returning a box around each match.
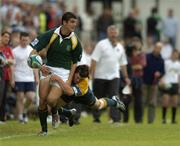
[143,42,165,123]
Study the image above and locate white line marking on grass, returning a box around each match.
[0,131,56,140]
[0,133,36,140]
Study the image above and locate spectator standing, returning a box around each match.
[133,8,143,40]
[161,38,173,60]
[96,8,114,40]
[0,31,14,122]
[72,5,83,39]
[0,37,6,123]
[159,50,180,124]
[119,43,134,123]
[38,3,51,34]
[146,7,161,44]
[143,42,165,124]
[90,25,130,123]
[162,9,178,48]
[123,10,137,44]
[130,37,146,123]
[12,32,39,123]
[81,8,95,44]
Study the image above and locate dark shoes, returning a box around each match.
[68,108,77,127]
[112,96,126,111]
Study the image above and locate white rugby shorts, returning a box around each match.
[40,65,70,88]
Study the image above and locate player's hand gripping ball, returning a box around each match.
[27,55,43,69]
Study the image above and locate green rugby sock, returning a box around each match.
[38,108,48,132]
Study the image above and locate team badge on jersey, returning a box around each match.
[66,45,71,51]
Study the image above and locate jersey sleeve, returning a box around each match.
[72,85,83,96]
[71,38,82,64]
[30,29,54,52]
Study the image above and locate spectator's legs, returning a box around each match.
[162,94,169,124]
[121,95,131,123]
[16,92,25,122]
[0,80,9,121]
[147,85,158,123]
[133,86,143,123]
[107,78,120,123]
[0,79,5,121]
[171,94,178,123]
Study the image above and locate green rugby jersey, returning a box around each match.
[30,27,82,70]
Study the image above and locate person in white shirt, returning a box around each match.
[161,38,173,60]
[162,9,178,48]
[159,49,180,124]
[12,32,39,123]
[90,25,131,123]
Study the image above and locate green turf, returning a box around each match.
[0,108,180,146]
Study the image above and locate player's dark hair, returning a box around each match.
[20,32,29,38]
[62,12,77,24]
[75,65,89,78]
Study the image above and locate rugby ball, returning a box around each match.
[27,54,43,69]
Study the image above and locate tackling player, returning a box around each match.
[38,65,126,135]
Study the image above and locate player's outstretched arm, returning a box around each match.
[50,74,74,96]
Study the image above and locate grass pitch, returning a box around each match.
[0,108,180,146]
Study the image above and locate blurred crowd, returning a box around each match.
[0,0,180,125]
